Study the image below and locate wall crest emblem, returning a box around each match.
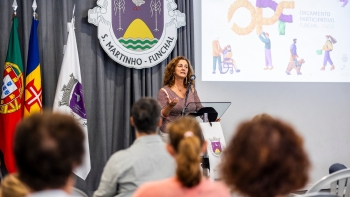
[88,0,186,68]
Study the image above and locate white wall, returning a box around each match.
[193,0,350,186]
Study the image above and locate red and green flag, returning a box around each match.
[0,16,24,173]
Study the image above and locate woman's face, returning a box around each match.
[174,59,189,79]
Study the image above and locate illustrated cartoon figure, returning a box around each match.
[290,38,298,62]
[132,0,145,10]
[321,35,337,71]
[286,59,305,75]
[212,37,222,74]
[220,45,240,74]
[259,32,273,70]
[340,0,348,7]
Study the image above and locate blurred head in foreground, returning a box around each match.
[14,112,84,193]
[220,118,310,197]
[251,113,274,122]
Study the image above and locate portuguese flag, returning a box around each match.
[0,16,24,173]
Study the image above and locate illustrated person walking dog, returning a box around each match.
[321,35,336,71]
[286,59,305,75]
[286,38,305,75]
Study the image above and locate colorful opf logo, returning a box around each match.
[88,0,186,68]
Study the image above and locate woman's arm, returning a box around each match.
[157,88,178,117]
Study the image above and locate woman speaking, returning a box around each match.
[157,56,202,142]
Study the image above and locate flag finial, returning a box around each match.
[71,4,76,29]
[72,4,76,18]
[32,0,38,19]
[12,0,18,15]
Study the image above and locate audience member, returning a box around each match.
[93,97,175,197]
[133,116,230,197]
[251,113,274,121]
[0,174,29,197]
[14,112,85,197]
[329,163,347,174]
[220,118,310,197]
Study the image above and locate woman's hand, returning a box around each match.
[168,97,179,107]
[215,118,221,122]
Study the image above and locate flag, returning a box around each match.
[0,16,24,173]
[53,18,91,180]
[24,16,42,117]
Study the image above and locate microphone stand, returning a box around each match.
[181,81,192,116]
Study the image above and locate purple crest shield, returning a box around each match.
[112,0,164,51]
[69,82,87,119]
[211,140,222,155]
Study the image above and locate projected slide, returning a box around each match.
[201,0,350,82]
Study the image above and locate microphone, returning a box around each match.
[188,75,196,84]
[182,75,196,116]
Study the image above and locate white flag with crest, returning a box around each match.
[53,17,91,180]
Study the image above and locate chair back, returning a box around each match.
[306,168,350,197]
[71,187,88,197]
[302,192,338,197]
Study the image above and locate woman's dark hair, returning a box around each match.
[163,56,194,88]
[167,116,203,188]
[220,118,310,197]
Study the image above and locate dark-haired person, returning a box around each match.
[94,98,175,197]
[157,56,202,142]
[133,116,230,197]
[220,118,310,197]
[13,112,85,197]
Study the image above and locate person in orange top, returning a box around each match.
[133,116,230,197]
[212,38,222,74]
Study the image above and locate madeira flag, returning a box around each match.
[24,16,42,117]
[0,16,24,173]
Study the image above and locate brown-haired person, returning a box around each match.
[157,56,202,142]
[251,113,274,122]
[133,116,230,197]
[220,118,310,197]
[13,112,85,197]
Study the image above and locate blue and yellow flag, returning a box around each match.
[24,16,42,116]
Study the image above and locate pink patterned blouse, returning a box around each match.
[157,86,202,133]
